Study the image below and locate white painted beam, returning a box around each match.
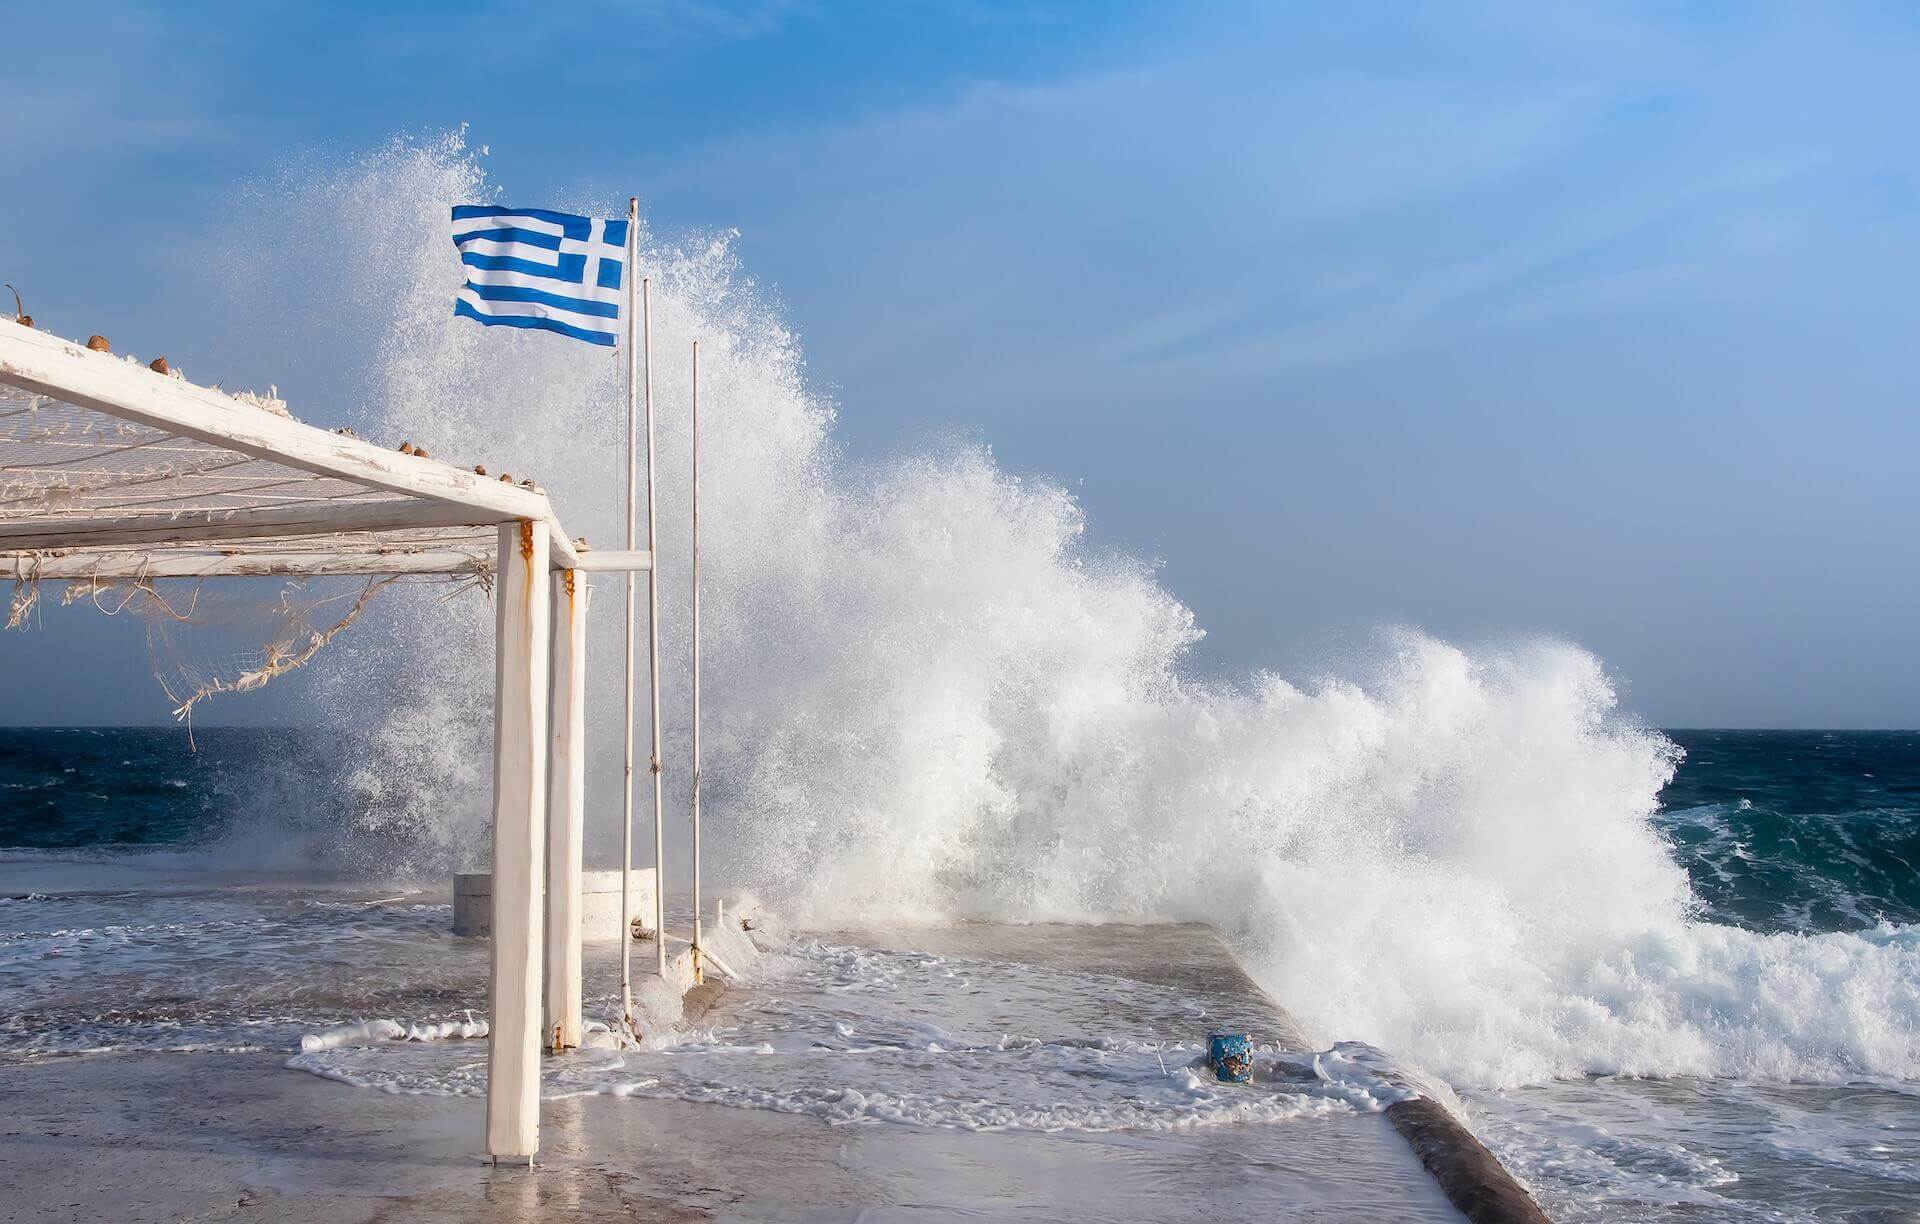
[0,328,582,579]
[0,547,489,579]
[543,519,581,571]
[0,501,494,551]
[3,511,577,573]
[543,569,587,1051]
[571,549,653,572]
[487,519,549,1160]
[0,325,550,522]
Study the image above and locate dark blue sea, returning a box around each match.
[0,727,296,852]
[7,726,1917,938]
[1657,729,1920,934]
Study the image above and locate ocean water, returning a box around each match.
[1462,731,1920,1222]
[3,727,1914,1218]
[0,728,293,851]
[1658,730,1920,934]
[3,137,1917,1219]
[7,729,1912,931]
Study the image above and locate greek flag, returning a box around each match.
[451,206,629,347]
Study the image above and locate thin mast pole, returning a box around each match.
[690,339,703,969]
[619,198,638,1024]
[644,272,667,978]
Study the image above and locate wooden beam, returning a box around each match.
[571,549,653,572]
[0,328,583,571]
[0,325,551,522]
[544,570,588,1051]
[487,519,549,1161]
[544,519,581,572]
[0,500,494,551]
[0,548,489,579]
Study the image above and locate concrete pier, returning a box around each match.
[1,870,1541,1223]
[1,1049,1450,1223]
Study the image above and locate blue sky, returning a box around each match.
[4,1,1918,727]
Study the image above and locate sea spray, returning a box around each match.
[212,134,1918,1093]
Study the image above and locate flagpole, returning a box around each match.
[689,338,703,977]
[620,198,638,1025]
[644,266,667,980]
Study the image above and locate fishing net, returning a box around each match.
[71,573,400,723]
[0,331,507,734]
[8,559,493,740]
[4,565,491,739]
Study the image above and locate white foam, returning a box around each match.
[402,1012,487,1043]
[287,938,1406,1134]
[300,1019,405,1052]
[1463,1074,1920,1222]
[225,134,1918,1098]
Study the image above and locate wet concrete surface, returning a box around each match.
[4,1049,1461,1222]
[2,920,1464,1222]
[838,921,1313,1046]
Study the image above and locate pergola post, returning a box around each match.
[543,568,587,1051]
[488,519,550,1161]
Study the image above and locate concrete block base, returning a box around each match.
[454,868,657,942]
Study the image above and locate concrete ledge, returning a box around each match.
[680,977,730,1025]
[1386,1098,1551,1224]
[452,869,656,941]
[644,916,756,1025]
[850,921,1550,1224]
[576,900,770,1044]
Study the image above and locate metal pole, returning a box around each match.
[690,339,703,974]
[644,274,667,978]
[619,199,638,1024]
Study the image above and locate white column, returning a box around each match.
[488,519,550,1161]
[543,568,587,1051]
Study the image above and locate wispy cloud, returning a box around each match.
[639,0,1918,382]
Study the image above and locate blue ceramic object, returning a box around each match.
[1208,1031,1253,1083]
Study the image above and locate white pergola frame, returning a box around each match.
[0,324,647,1160]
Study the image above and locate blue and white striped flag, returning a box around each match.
[451,206,629,347]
